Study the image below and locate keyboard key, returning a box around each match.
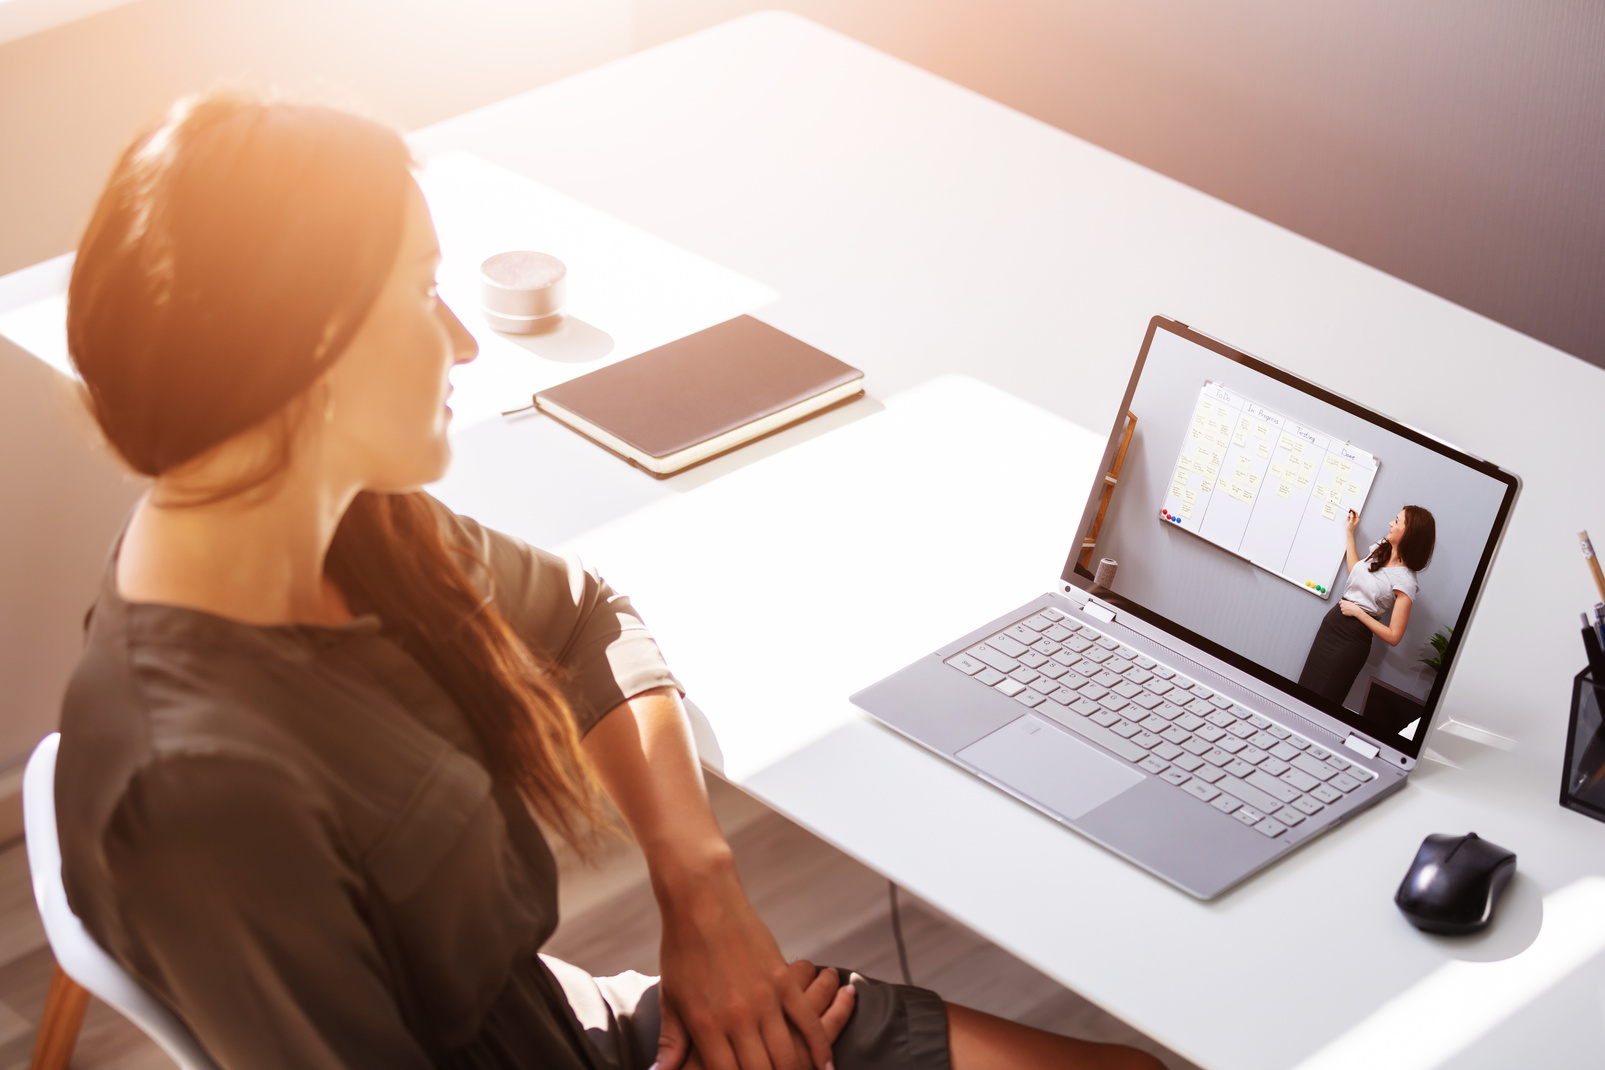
[1291,796,1325,816]
[946,653,987,674]
[1275,806,1305,826]
[1043,708,1150,763]
[1096,636,1121,650]
[1019,650,1048,668]
[1094,670,1124,689]
[1160,768,1191,786]
[1279,768,1320,793]
[1223,759,1256,779]
[1254,818,1286,838]
[1050,687,1079,705]
[1015,691,1046,707]
[1044,625,1075,642]
[1259,757,1290,777]
[1152,666,1176,679]
[1098,695,1130,713]
[1326,755,1351,772]
[1117,644,1139,658]
[1245,770,1301,804]
[1008,667,1040,685]
[1188,698,1218,717]
[1347,764,1374,781]
[1152,741,1183,761]
[1039,607,1065,621]
[1084,649,1114,664]
[1206,710,1236,728]
[1285,735,1310,750]
[1064,635,1093,653]
[1270,741,1301,762]
[1216,776,1282,813]
[1058,674,1087,690]
[989,634,1029,658]
[1194,765,1226,784]
[1329,773,1361,793]
[1073,698,1102,717]
[1127,668,1153,684]
[1209,694,1234,710]
[1173,753,1204,772]
[1248,715,1272,729]
[1181,737,1211,756]
[1161,726,1191,746]
[1215,737,1246,755]
[1132,731,1164,750]
[1023,613,1055,631]
[1080,683,1109,701]
[1169,677,1194,693]
[1182,780,1220,804]
[976,668,1006,686]
[1088,708,1120,727]
[1029,677,1057,695]
[1004,624,1041,646]
[1110,720,1141,739]
[1202,748,1232,767]
[1231,806,1262,826]
[1106,657,1134,675]
[1155,702,1187,721]
[1238,746,1268,765]
[1250,730,1279,749]
[1309,745,1332,760]
[1114,681,1145,700]
[1144,679,1173,696]
[1211,795,1242,815]
[1226,721,1256,739]
[1139,714,1169,733]
[970,644,1020,673]
[1310,784,1342,805]
[1073,660,1101,678]
[1050,649,1078,667]
[1267,725,1291,739]
[1132,692,1164,710]
[1038,663,1069,680]
[1176,713,1206,732]
[1192,686,1215,700]
[1135,655,1157,669]
[1290,754,1337,781]
[1138,755,1169,775]
[995,678,1027,697]
[1196,724,1226,743]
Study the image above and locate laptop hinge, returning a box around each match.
[1343,734,1381,760]
[1083,596,1117,623]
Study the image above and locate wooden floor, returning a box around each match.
[0,775,1197,1069]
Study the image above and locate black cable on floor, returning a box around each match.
[887,881,913,986]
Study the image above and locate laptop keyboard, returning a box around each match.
[944,606,1375,839]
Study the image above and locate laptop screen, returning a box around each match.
[1064,318,1518,762]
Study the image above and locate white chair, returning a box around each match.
[23,732,221,1070]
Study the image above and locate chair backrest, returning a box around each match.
[24,733,221,1070]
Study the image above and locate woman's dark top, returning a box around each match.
[54,501,682,1069]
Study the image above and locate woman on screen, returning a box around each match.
[1297,505,1436,705]
[52,94,1158,1070]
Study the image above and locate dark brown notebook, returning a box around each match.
[534,316,866,477]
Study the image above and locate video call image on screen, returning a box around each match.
[1080,328,1508,744]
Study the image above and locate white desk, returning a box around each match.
[9,12,1605,1069]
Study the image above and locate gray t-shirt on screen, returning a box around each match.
[1341,540,1419,617]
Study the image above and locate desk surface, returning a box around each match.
[10,12,1605,1069]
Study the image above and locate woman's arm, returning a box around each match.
[583,688,833,1070]
[1339,592,1413,646]
[1344,510,1361,573]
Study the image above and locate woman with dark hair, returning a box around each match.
[1297,504,1436,705]
[54,94,1158,1070]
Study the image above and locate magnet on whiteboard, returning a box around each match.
[480,251,566,334]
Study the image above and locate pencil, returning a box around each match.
[1582,531,1605,603]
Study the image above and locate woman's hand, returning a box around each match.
[655,866,834,1070]
[1338,599,1364,618]
[656,961,856,1070]
[1345,509,1360,533]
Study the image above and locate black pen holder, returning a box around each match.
[1561,668,1605,823]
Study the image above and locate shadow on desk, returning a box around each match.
[432,391,885,545]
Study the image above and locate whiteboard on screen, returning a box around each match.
[1159,381,1378,598]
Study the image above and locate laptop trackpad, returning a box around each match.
[957,715,1143,820]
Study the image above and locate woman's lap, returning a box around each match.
[543,955,951,1070]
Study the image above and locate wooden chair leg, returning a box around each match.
[30,964,90,1070]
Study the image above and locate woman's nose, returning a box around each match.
[439,299,479,365]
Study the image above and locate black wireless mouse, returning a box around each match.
[1395,832,1517,935]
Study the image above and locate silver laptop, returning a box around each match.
[851,317,1519,898]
